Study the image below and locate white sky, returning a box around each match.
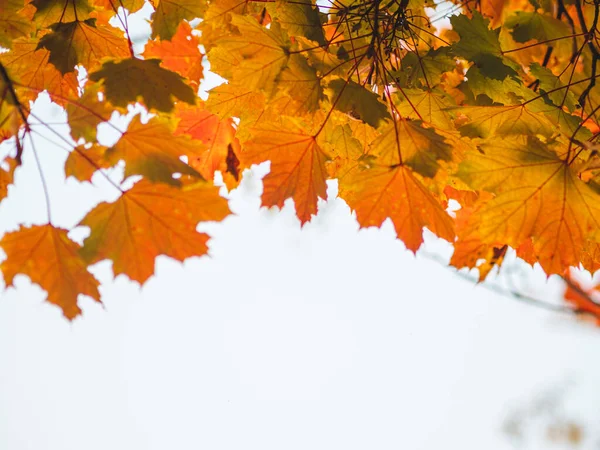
[2,5,600,450]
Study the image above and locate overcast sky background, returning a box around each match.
[2,4,600,450]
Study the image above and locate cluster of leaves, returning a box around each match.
[0,0,599,319]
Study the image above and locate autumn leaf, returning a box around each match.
[324,78,390,127]
[151,0,207,40]
[0,0,33,49]
[0,38,79,104]
[205,83,266,122]
[107,115,205,185]
[37,19,130,74]
[451,11,516,79]
[209,15,292,93]
[89,58,197,112]
[505,11,571,44]
[64,144,111,182]
[341,165,455,252]
[80,180,230,283]
[31,0,94,27]
[174,103,242,188]
[65,83,112,142]
[366,118,453,178]
[0,224,100,319]
[529,63,578,112]
[457,104,556,138]
[143,21,204,89]
[457,136,600,274]
[241,118,329,223]
[268,0,326,45]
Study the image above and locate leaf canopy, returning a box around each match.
[0,0,599,318]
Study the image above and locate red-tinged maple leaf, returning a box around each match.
[143,21,204,89]
[240,118,329,224]
[0,224,101,319]
[174,102,242,188]
[79,179,230,284]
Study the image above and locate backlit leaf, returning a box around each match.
[0,224,100,319]
[37,19,129,74]
[89,58,197,112]
[107,115,204,185]
[80,180,230,283]
[151,0,207,40]
[143,21,204,89]
[0,0,33,49]
[241,118,329,223]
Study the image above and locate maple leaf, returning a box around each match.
[174,103,242,188]
[395,47,455,88]
[457,136,600,274]
[89,58,197,112]
[31,0,94,27]
[79,180,230,283]
[0,65,26,140]
[205,83,266,122]
[394,89,456,129]
[324,78,390,127]
[341,165,455,252]
[64,144,111,182]
[37,19,130,74]
[0,0,33,49]
[143,21,204,89]
[241,118,329,224]
[106,115,205,185]
[457,104,556,138]
[0,224,100,319]
[0,38,79,104]
[209,15,292,93]
[366,118,453,178]
[268,0,326,45]
[451,12,516,79]
[151,0,207,40]
[505,11,571,44]
[65,83,111,142]
[529,63,578,112]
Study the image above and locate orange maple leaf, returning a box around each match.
[144,21,204,89]
[241,118,329,223]
[79,180,230,283]
[0,224,101,319]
